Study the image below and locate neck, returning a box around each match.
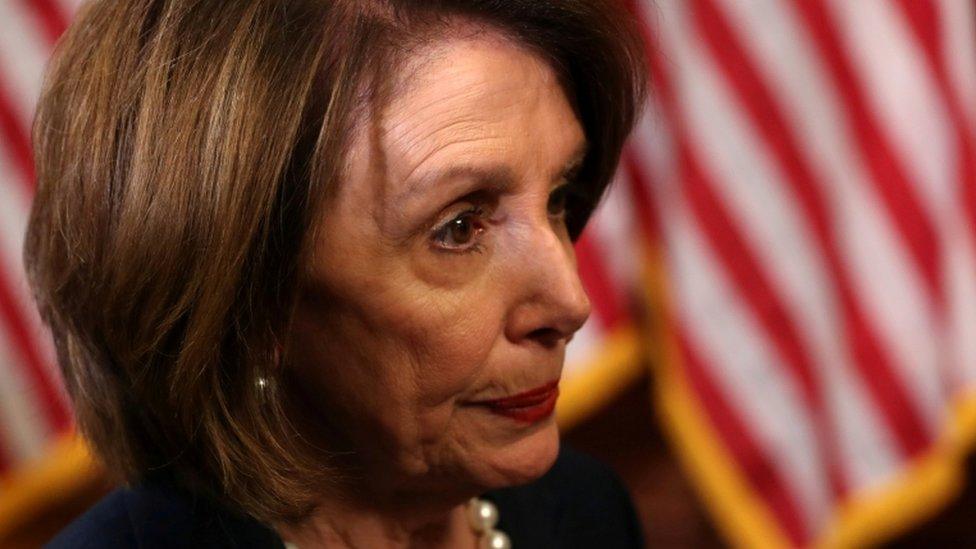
[276,497,476,549]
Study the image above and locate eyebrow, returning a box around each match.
[561,142,589,180]
[395,140,589,206]
[394,164,515,207]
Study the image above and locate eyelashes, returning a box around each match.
[431,205,488,254]
[428,184,572,256]
[547,184,569,218]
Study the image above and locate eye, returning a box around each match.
[431,206,487,253]
[547,184,570,218]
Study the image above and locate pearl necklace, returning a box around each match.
[466,497,511,549]
[282,497,510,549]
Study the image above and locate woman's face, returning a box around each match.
[288,32,591,500]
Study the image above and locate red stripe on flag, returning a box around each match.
[0,78,35,192]
[0,263,69,434]
[677,327,808,545]
[793,0,944,312]
[642,8,847,503]
[622,150,662,244]
[896,0,939,53]
[690,0,932,459]
[575,231,627,330]
[894,0,976,343]
[680,139,847,498]
[19,0,69,46]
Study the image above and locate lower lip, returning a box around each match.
[480,387,559,424]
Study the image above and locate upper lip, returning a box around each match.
[466,380,560,408]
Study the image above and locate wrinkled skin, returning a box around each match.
[283,29,591,547]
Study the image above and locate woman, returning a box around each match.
[27,0,647,547]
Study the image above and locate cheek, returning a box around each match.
[391,224,544,403]
[302,263,507,411]
[398,249,516,402]
[387,281,504,403]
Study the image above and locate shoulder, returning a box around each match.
[45,490,137,549]
[486,446,644,548]
[45,482,282,549]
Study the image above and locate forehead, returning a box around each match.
[337,31,585,219]
[383,32,565,147]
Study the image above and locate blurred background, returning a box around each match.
[2,0,976,547]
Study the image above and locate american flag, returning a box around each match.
[2,1,976,548]
[620,0,976,547]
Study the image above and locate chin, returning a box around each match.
[478,418,561,489]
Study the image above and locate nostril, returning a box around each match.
[527,327,563,349]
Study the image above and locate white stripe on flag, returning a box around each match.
[661,193,830,535]
[827,0,954,228]
[0,136,61,381]
[0,316,50,466]
[57,0,86,15]
[0,181,31,295]
[715,0,946,442]
[942,0,976,126]
[0,0,50,127]
[589,172,640,297]
[833,156,946,431]
[712,0,908,492]
[675,0,909,494]
[946,223,976,390]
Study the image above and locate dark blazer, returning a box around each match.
[47,447,644,548]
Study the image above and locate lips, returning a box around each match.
[468,380,560,423]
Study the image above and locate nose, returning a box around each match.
[504,223,592,349]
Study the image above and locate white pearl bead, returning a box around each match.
[479,530,511,549]
[466,499,499,533]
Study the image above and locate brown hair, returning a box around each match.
[25,0,646,524]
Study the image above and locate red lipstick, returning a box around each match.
[470,380,560,423]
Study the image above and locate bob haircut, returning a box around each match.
[25,0,647,524]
